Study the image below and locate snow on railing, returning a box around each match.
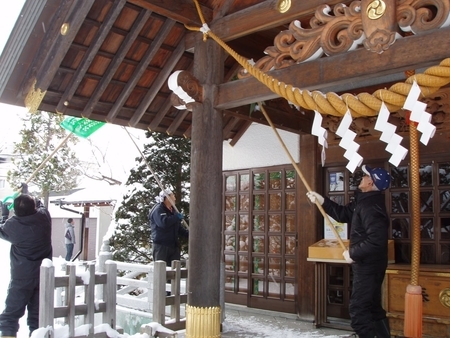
[39,259,119,338]
[39,239,188,337]
[113,259,188,332]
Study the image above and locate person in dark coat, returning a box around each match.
[148,189,188,266]
[0,185,52,337]
[307,165,391,338]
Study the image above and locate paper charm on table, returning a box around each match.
[403,81,436,145]
[374,102,408,166]
[336,110,363,173]
[311,111,328,166]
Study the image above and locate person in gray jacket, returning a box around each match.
[64,218,76,261]
[0,185,52,338]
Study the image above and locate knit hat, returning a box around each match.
[156,189,173,203]
[362,165,391,191]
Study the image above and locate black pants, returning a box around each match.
[349,264,387,336]
[152,243,181,266]
[0,278,40,336]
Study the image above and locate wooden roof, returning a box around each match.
[1,0,449,144]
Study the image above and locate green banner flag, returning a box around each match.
[60,116,105,138]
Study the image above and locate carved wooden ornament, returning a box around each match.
[362,0,398,53]
[168,70,203,110]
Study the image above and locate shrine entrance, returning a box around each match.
[223,165,297,313]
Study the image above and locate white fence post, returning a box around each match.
[67,264,77,337]
[170,260,181,322]
[153,260,167,324]
[104,260,117,329]
[86,262,96,336]
[39,264,54,337]
[97,239,113,300]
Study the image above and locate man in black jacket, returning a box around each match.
[149,189,188,266]
[307,165,391,338]
[0,186,52,337]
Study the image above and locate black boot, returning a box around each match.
[357,330,376,338]
[374,318,391,338]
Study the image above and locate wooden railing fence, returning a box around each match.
[39,260,118,338]
[39,240,189,337]
[114,259,188,332]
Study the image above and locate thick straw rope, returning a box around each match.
[186,1,450,117]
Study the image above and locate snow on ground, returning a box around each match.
[0,239,350,338]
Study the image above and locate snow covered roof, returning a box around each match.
[50,184,121,207]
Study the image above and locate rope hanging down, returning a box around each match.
[186,0,450,118]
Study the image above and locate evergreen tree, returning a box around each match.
[7,111,81,206]
[110,131,191,264]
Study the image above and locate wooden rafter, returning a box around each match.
[56,0,127,114]
[35,0,95,91]
[129,39,187,127]
[229,120,252,146]
[82,8,152,118]
[167,109,191,136]
[222,116,241,139]
[148,99,173,132]
[127,0,212,26]
[185,0,351,49]
[106,18,176,122]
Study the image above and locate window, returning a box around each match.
[223,166,296,303]
[325,162,450,264]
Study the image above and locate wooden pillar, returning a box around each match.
[297,134,321,320]
[186,34,223,337]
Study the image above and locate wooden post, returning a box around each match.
[153,260,167,325]
[104,260,117,329]
[39,264,55,332]
[186,33,223,338]
[86,262,95,336]
[67,264,76,337]
[97,239,113,301]
[171,260,181,322]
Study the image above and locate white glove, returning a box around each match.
[343,250,354,264]
[306,191,324,205]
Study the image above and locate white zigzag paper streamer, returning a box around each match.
[374,102,408,166]
[336,110,363,173]
[311,111,328,166]
[403,81,436,145]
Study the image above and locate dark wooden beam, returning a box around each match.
[222,116,240,139]
[127,0,212,26]
[223,108,307,135]
[129,39,187,127]
[35,0,95,91]
[185,0,352,49]
[167,109,191,136]
[82,9,151,118]
[229,120,251,146]
[215,27,450,110]
[148,99,172,132]
[56,0,127,114]
[182,124,192,139]
[106,18,176,122]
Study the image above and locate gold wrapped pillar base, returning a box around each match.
[186,304,221,338]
